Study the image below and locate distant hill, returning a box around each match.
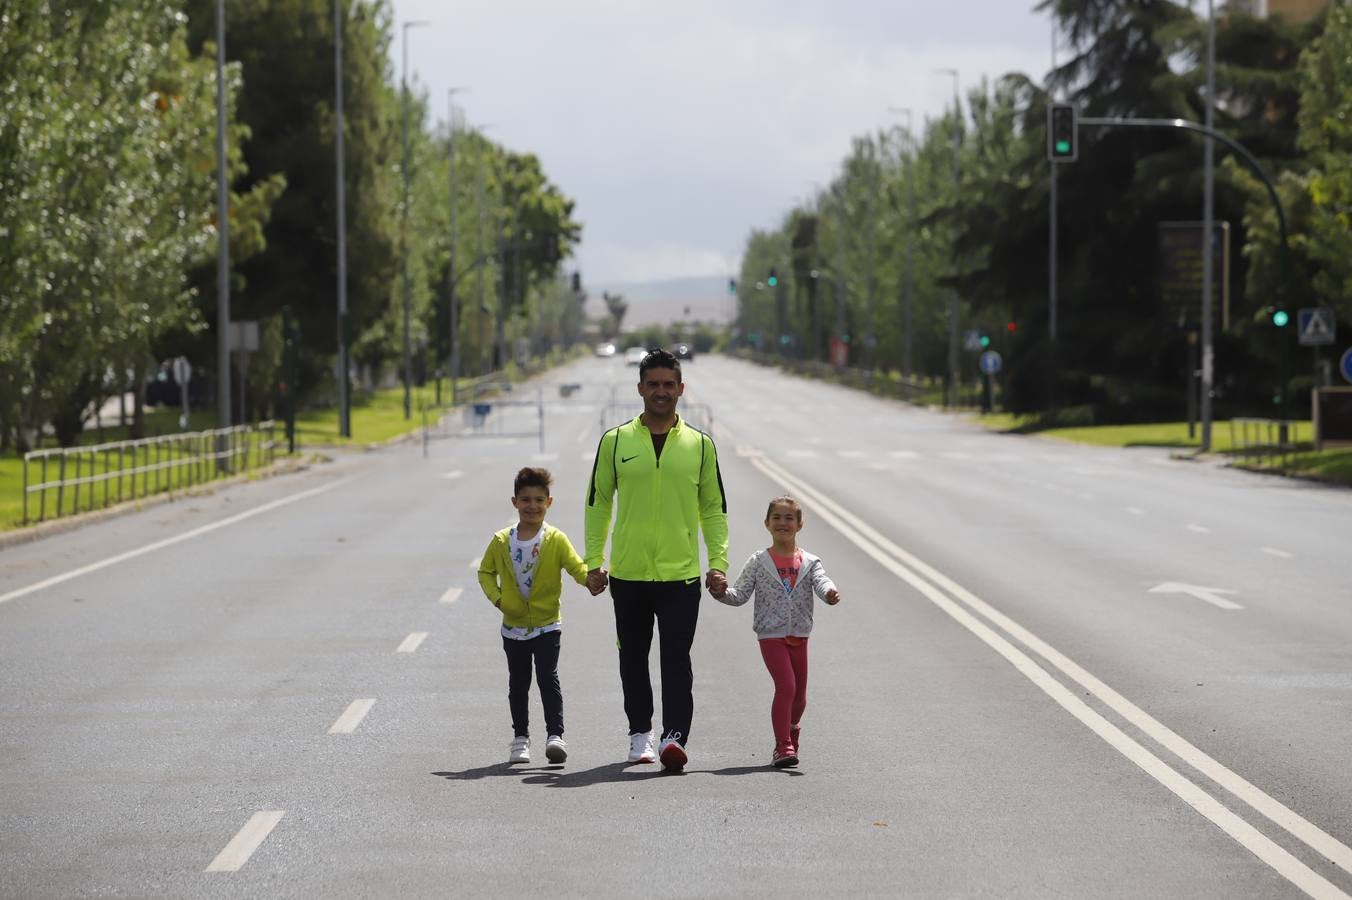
[583,275,735,330]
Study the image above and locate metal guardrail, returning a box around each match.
[1229,417,1301,471]
[22,421,278,524]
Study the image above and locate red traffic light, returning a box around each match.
[1006,321,1017,333]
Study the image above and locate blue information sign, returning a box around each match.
[978,350,1003,375]
[1340,347,1352,386]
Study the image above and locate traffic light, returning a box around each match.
[1048,102,1077,162]
[1006,321,1017,333]
[767,268,778,288]
[1271,308,1289,327]
[728,278,737,294]
[571,271,582,292]
[979,334,991,349]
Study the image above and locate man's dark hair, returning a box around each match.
[514,466,553,496]
[638,347,682,382]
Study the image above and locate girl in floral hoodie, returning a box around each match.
[712,496,841,767]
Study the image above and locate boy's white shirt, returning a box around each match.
[719,548,836,639]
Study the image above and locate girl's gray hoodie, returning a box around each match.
[717,548,836,639]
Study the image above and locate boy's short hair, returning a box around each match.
[514,466,553,496]
[639,348,682,382]
[765,495,802,523]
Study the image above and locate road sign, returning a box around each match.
[964,329,983,352]
[1341,348,1352,386]
[172,357,192,385]
[1297,307,1335,346]
[978,350,1003,375]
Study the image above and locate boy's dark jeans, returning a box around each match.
[610,577,701,746]
[502,630,562,739]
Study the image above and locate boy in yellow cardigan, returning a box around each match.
[478,467,597,764]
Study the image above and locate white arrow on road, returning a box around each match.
[1148,582,1243,610]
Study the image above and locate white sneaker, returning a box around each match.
[508,736,530,764]
[545,735,568,763]
[627,731,656,763]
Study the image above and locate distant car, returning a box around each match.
[594,341,616,358]
[671,343,694,362]
[624,346,647,366]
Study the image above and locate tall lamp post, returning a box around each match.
[1200,0,1217,451]
[335,0,351,437]
[446,88,466,406]
[214,0,231,442]
[401,19,430,420]
[936,68,961,407]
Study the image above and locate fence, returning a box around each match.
[22,421,278,524]
[1228,417,1302,472]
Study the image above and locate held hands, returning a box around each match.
[705,569,727,600]
[824,588,842,605]
[586,568,609,596]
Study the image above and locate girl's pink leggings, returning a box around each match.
[758,637,808,751]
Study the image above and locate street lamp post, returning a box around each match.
[214,0,231,441]
[335,0,350,437]
[1201,0,1217,451]
[446,88,466,407]
[936,68,961,407]
[401,20,430,420]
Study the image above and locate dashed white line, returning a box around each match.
[837,450,866,459]
[1125,507,1146,516]
[531,452,559,462]
[889,450,919,459]
[1261,547,1294,559]
[441,470,464,480]
[328,699,376,734]
[440,586,464,604]
[397,632,428,653]
[205,811,284,873]
[1187,524,1211,534]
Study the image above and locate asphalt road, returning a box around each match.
[2,353,1350,898]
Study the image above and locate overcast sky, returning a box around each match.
[389,0,1056,285]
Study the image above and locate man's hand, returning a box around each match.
[586,568,609,596]
[824,588,841,605]
[704,569,726,596]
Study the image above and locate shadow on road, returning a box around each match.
[432,761,803,786]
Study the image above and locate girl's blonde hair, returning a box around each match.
[764,495,803,523]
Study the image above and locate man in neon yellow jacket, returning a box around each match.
[585,348,729,772]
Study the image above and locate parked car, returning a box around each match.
[624,346,648,366]
[594,341,616,358]
[671,342,694,362]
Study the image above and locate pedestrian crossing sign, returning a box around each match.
[1298,307,1335,346]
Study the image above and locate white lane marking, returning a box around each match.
[439,586,464,604]
[889,450,919,460]
[581,451,595,462]
[575,424,593,444]
[1261,547,1294,559]
[468,557,481,569]
[941,451,973,461]
[396,632,428,653]
[0,478,351,607]
[1187,523,1211,534]
[205,811,285,873]
[328,699,376,734]
[442,470,464,480]
[1125,507,1146,516]
[1148,582,1244,611]
[532,452,558,462]
[735,445,762,458]
[837,450,866,459]
[746,449,1352,891]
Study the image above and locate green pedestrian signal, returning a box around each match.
[979,334,991,348]
[1272,309,1289,327]
[767,268,778,288]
